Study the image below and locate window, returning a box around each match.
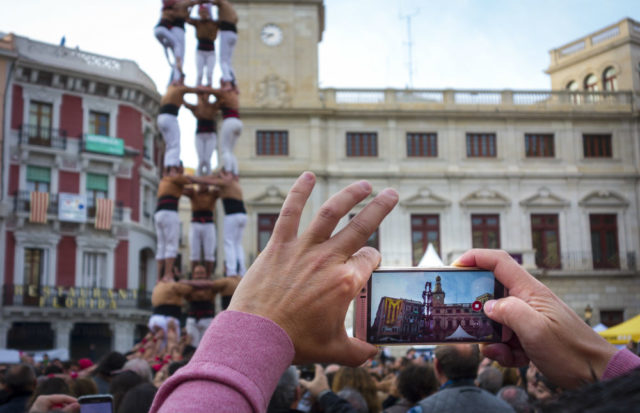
[86,173,108,217]
[525,134,555,157]
[143,127,153,160]
[603,67,618,91]
[82,252,107,288]
[410,215,440,266]
[406,133,437,157]
[583,134,612,158]
[566,81,578,91]
[590,214,619,269]
[24,248,45,286]
[584,74,598,91]
[28,101,52,141]
[346,132,378,157]
[26,166,51,193]
[531,214,561,269]
[89,111,109,136]
[600,310,623,328]
[349,213,379,250]
[466,133,496,157]
[256,131,288,156]
[471,214,500,249]
[258,213,279,252]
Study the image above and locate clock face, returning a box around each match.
[261,24,283,47]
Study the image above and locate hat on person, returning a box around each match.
[78,358,93,370]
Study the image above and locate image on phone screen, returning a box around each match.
[80,402,112,413]
[368,269,503,344]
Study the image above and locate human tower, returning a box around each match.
[147,0,246,351]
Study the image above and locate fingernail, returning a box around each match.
[381,188,398,201]
[484,300,496,314]
[359,181,372,191]
[301,171,314,181]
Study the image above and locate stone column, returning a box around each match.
[113,322,135,354]
[0,321,11,348]
[54,321,73,350]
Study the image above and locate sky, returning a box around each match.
[1,0,638,168]
[370,270,495,326]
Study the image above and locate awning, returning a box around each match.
[599,314,640,344]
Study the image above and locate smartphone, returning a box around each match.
[78,395,114,413]
[355,267,505,345]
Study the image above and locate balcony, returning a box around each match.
[2,284,152,311]
[530,251,636,275]
[19,124,67,150]
[319,88,634,113]
[14,191,59,215]
[14,191,124,223]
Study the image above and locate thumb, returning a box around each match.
[333,337,378,367]
[484,296,545,340]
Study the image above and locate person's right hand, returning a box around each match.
[228,172,398,366]
[454,249,618,389]
[28,394,79,413]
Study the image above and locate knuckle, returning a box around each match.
[279,205,299,218]
[348,217,371,238]
[318,205,340,221]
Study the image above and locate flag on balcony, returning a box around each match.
[95,198,114,230]
[29,192,49,223]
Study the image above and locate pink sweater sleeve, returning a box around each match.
[150,310,295,413]
[601,348,640,381]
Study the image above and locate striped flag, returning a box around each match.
[29,192,49,223]
[95,198,114,230]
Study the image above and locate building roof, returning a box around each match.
[8,33,158,95]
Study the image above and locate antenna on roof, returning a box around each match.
[399,8,419,89]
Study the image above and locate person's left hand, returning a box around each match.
[228,172,398,366]
[29,395,79,413]
[299,364,330,398]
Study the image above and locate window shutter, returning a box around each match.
[86,173,109,191]
[27,166,51,183]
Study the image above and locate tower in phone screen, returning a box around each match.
[369,271,501,344]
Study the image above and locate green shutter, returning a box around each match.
[27,166,51,183]
[86,173,108,191]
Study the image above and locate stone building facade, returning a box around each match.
[0,33,162,357]
[223,1,640,328]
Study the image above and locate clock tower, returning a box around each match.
[231,0,324,108]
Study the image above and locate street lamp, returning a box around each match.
[584,304,593,326]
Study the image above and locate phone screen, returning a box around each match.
[80,401,113,413]
[367,269,503,345]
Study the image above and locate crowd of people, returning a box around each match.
[2,174,640,413]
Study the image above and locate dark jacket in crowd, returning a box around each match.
[414,379,515,413]
[0,390,32,413]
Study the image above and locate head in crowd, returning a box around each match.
[95,351,127,379]
[43,364,63,376]
[28,377,72,409]
[531,370,561,401]
[118,382,158,413]
[3,364,36,395]
[109,370,144,412]
[121,359,152,383]
[497,385,531,413]
[168,361,187,377]
[336,388,368,413]
[332,367,380,413]
[181,346,196,361]
[192,264,208,280]
[476,366,504,394]
[71,377,98,398]
[539,368,640,413]
[77,358,94,371]
[433,344,480,383]
[397,364,438,404]
[267,366,301,413]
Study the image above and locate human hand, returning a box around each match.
[29,394,79,413]
[299,364,330,398]
[228,172,398,366]
[454,249,618,389]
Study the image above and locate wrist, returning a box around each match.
[316,389,332,400]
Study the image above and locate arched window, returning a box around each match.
[566,80,578,91]
[603,66,618,91]
[584,74,598,91]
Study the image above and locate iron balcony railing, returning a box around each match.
[14,190,59,215]
[19,124,67,150]
[532,250,635,272]
[86,197,124,222]
[2,284,152,310]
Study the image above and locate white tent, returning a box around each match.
[592,323,608,333]
[445,325,477,340]
[418,243,444,267]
